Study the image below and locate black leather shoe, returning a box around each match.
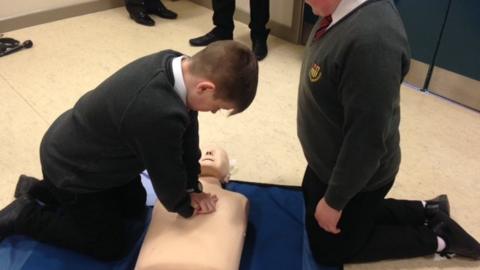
[14,175,40,198]
[189,31,233,47]
[251,30,269,61]
[0,196,34,240]
[431,212,480,260]
[251,29,270,61]
[425,194,450,219]
[127,5,155,26]
[146,1,177,19]
[252,39,268,60]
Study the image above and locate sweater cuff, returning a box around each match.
[176,194,195,218]
[324,186,350,211]
[186,174,199,192]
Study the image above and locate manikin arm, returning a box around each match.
[135,146,248,270]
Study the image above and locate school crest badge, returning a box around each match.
[309,63,322,82]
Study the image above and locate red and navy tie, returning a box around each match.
[314,15,332,41]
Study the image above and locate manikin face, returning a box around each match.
[305,0,341,16]
[199,147,230,183]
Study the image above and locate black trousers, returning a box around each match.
[212,0,269,38]
[15,176,147,261]
[125,0,163,9]
[125,0,142,6]
[302,166,437,266]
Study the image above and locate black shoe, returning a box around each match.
[425,194,450,219]
[0,196,34,240]
[127,5,155,26]
[251,29,270,61]
[189,30,233,47]
[146,1,177,19]
[431,212,480,260]
[14,175,40,198]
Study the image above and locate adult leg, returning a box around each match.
[189,0,234,46]
[124,0,142,6]
[249,0,269,36]
[302,166,437,265]
[212,0,235,37]
[125,0,155,26]
[145,0,177,19]
[249,0,270,60]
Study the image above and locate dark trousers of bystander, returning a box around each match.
[212,0,269,38]
[302,166,437,266]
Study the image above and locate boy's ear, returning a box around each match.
[196,81,216,94]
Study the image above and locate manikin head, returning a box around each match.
[199,146,230,184]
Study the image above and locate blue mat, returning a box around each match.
[226,182,339,270]
[0,208,152,270]
[0,181,340,270]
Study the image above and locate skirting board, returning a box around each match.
[404,59,429,90]
[0,0,124,33]
[429,66,480,112]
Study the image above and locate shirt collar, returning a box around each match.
[329,0,367,29]
[171,55,187,105]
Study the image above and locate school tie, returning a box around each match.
[314,15,332,41]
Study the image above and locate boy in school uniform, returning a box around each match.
[298,0,480,265]
[0,40,258,260]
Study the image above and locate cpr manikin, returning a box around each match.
[135,146,248,270]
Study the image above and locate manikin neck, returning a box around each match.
[199,175,222,187]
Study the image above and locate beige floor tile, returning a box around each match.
[0,1,479,269]
[0,76,46,208]
[346,87,480,269]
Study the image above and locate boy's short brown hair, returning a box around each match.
[190,40,258,115]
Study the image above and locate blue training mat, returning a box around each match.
[226,181,340,270]
[0,180,340,270]
[0,208,152,270]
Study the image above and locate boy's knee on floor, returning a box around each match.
[92,237,131,261]
[310,241,351,266]
[90,228,135,261]
[312,252,345,266]
[308,234,354,265]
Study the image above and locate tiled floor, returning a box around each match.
[0,1,479,269]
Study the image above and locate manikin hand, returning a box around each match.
[190,192,219,215]
[315,197,342,234]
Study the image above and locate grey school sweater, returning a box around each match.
[297,0,411,210]
[40,50,200,218]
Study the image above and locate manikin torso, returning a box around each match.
[135,147,248,270]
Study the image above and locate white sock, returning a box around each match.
[422,200,427,207]
[437,236,446,252]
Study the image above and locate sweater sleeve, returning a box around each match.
[182,111,201,191]
[122,108,194,218]
[324,38,403,210]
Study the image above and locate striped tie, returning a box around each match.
[314,15,332,41]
